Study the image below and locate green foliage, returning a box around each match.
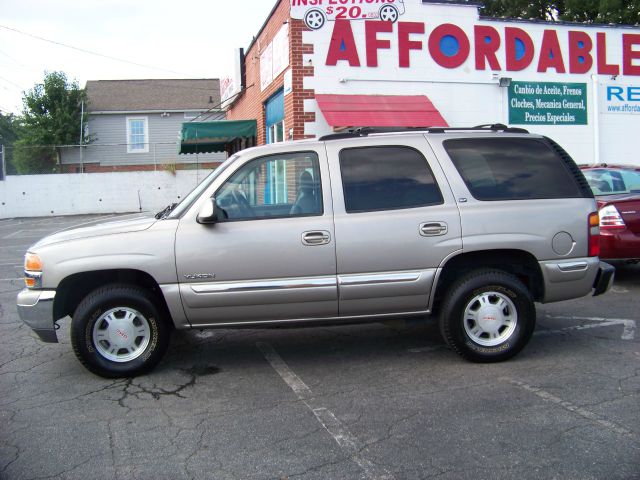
[13,71,88,174]
[0,112,20,175]
[481,0,564,21]
[481,0,640,24]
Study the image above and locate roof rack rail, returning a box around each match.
[318,124,529,141]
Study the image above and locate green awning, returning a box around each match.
[179,120,257,154]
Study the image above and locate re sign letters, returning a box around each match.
[325,20,640,76]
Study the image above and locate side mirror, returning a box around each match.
[197,198,218,224]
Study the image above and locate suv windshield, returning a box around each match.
[166,154,240,219]
[583,168,640,196]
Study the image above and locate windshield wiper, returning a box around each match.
[155,203,178,220]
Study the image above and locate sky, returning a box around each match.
[0,0,279,114]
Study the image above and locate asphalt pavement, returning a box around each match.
[0,215,638,480]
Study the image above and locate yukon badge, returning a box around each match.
[184,273,215,280]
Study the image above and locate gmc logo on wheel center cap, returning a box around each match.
[116,329,128,340]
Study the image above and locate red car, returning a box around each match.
[580,165,640,263]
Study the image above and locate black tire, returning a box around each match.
[70,284,170,378]
[439,270,535,363]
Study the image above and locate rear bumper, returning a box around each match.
[600,229,640,260]
[16,289,58,343]
[592,262,615,297]
[539,257,601,303]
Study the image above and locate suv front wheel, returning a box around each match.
[70,284,171,378]
[439,270,536,362]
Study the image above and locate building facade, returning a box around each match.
[62,79,226,172]
[225,0,640,166]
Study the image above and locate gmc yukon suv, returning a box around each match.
[17,125,615,377]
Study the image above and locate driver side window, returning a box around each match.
[215,152,323,221]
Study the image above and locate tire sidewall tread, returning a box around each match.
[70,283,170,378]
[439,269,536,363]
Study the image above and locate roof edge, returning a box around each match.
[245,0,283,54]
[479,15,640,29]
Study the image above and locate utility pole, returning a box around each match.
[0,145,5,181]
[79,101,84,173]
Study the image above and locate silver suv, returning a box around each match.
[17,125,615,377]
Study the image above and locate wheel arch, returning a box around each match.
[53,269,173,326]
[431,249,544,313]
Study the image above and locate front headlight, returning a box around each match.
[24,252,43,288]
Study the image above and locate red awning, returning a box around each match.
[315,94,448,129]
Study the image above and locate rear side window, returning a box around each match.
[444,138,583,201]
[339,146,443,213]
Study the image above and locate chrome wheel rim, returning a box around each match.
[92,307,151,363]
[380,6,398,22]
[463,292,518,347]
[305,11,324,29]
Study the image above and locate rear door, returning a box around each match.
[324,135,462,317]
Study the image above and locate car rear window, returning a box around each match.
[444,138,584,201]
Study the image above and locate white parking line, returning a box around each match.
[500,377,636,439]
[257,342,395,480]
[1,230,25,239]
[541,315,636,340]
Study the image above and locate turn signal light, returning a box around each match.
[24,253,43,289]
[25,253,42,272]
[588,212,600,257]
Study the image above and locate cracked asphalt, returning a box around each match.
[1,215,639,480]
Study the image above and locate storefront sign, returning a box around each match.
[509,81,588,125]
[291,0,406,30]
[601,84,640,114]
[261,24,289,91]
[320,19,640,77]
[220,48,244,109]
[284,69,293,96]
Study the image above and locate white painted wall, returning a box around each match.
[0,170,213,219]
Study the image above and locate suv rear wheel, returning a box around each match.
[439,270,535,362]
[70,284,170,378]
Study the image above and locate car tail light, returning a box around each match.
[588,212,600,257]
[599,205,626,230]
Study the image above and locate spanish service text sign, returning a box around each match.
[509,82,588,125]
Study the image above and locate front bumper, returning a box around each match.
[592,262,615,297]
[16,289,58,343]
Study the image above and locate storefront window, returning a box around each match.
[265,89,285,145]
[268,120,285,144]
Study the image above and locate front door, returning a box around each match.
[324,136,462,317]
[175,149,337,326]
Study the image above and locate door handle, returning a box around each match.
[302,230,331,246]
[420,222,448,237]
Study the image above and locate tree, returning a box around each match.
[481,0,640,24]
[0,112,20,175]
[481,0,564,21]
[13,71,88,174]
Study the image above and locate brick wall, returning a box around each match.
[227,0,316,144]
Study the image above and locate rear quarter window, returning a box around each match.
[444,138,583,201]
